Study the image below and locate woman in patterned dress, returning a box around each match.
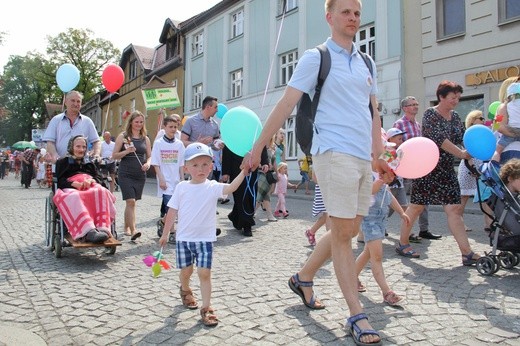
[396,81,480,266]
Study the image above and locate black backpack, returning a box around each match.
[295,44,374,155]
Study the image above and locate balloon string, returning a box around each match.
[103,94,112,134]
[261,6,286,109]
[242,174,258,216]
[61,94,66,112]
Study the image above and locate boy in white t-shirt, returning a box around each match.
[159,142,247,327]
[151,116,185,239]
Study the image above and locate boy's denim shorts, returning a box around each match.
[176,241,213,269]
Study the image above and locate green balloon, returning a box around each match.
[488,101,501,117]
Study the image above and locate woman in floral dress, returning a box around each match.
[396,80,481,266]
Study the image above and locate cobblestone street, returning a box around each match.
[1,176,519,345]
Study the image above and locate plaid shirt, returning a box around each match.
[23,149,38,164]
[393,116,422,141]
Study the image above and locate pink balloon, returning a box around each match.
[394,137,439,179]
[102,64,125,93]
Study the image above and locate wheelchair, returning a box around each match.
[44,184,121,258]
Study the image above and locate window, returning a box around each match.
[436,0,465,39]
[129,60,138,80]
[130,98,136,113]
[192,32,204,57]
[355,25,375,60]
[166,40,176,60]
[499,0,520,23]
[280,50,298,86]
[231,9,244,38]
[279,0,298,14]
[192,84,203,110]
[230,69,243,99]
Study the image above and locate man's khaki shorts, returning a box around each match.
[313,151,372,219]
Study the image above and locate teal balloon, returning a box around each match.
[56,63,80,92]
[220,106,262,157]
[463,124,496,161]
[216,103,228,119]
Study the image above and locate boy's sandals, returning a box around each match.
[383,290,404,306]
[305,229,316,246]
[462,251,480,266]
[395,243,420,258]
[200,307,218,327]
[288,273,325,309]
[346,313,382,346]
[180,288,198,310]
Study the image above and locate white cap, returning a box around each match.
[184,143,212,161]
[386,128,406,139]
[507,82,520,98]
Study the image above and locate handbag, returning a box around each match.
[266,170,278,184]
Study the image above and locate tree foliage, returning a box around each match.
[46,28,120,100]
[0,28,120,145]
[0,54,52,143]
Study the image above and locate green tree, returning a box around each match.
[46,28,120,100]
[0,54,51,144]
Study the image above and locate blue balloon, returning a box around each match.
[220,106,262,157]
[56,63,80,92]
[216,103,228,119]
[463,124,496,161]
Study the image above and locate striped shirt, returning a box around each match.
[393,116,421,141]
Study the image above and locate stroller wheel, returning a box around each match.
[476,256,497,276]
[499,252,517,269]
[514,253,520,267]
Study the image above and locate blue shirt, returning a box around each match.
[288,38,377,160]
[43,112,99,158]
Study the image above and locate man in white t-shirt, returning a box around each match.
[101,131,117,192]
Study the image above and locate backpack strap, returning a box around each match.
[359,51,374,118]
[310,44,331,122]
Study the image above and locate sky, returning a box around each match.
[0,0,221,72]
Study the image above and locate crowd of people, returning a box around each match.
[2,0,518,341]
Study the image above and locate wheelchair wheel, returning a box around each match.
[44,196,52,248]
[54,230,62,258]
[499,251,517,269]
[514,253,520,267]
[476,256,497,276]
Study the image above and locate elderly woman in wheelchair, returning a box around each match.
[53,135,116,244]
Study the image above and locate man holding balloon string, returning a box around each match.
[242,1,389,344]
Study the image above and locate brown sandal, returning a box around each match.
[200,307,218,327]
[180,288,198,310]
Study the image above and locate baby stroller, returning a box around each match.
[467,160,520,275]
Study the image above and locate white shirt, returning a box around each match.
[101,140,115,161]
[168,179,226,242]
[150,137,185,197]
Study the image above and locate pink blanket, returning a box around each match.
[53,177,116,240]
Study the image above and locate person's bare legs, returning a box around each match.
[198,267,212,309]
[444,204,477,257]
[330,215,379,345]
[458,195,472,231]
[482,203,493,229]
[124,199,136,235]
[399,203,425,246]
[308,212,327,236]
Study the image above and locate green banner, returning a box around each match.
[142,87,181,110]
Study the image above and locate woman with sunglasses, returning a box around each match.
[457,110,493,232]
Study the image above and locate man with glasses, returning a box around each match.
[393,96,442,241]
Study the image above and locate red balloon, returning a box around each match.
[102,64,124,93]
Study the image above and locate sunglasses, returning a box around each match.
[478,117,485,121]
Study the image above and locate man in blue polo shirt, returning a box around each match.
[43,90,100,162]
[181,96,223,152]
[243,0,387,344]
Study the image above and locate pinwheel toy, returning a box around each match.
[143,248,171,277]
